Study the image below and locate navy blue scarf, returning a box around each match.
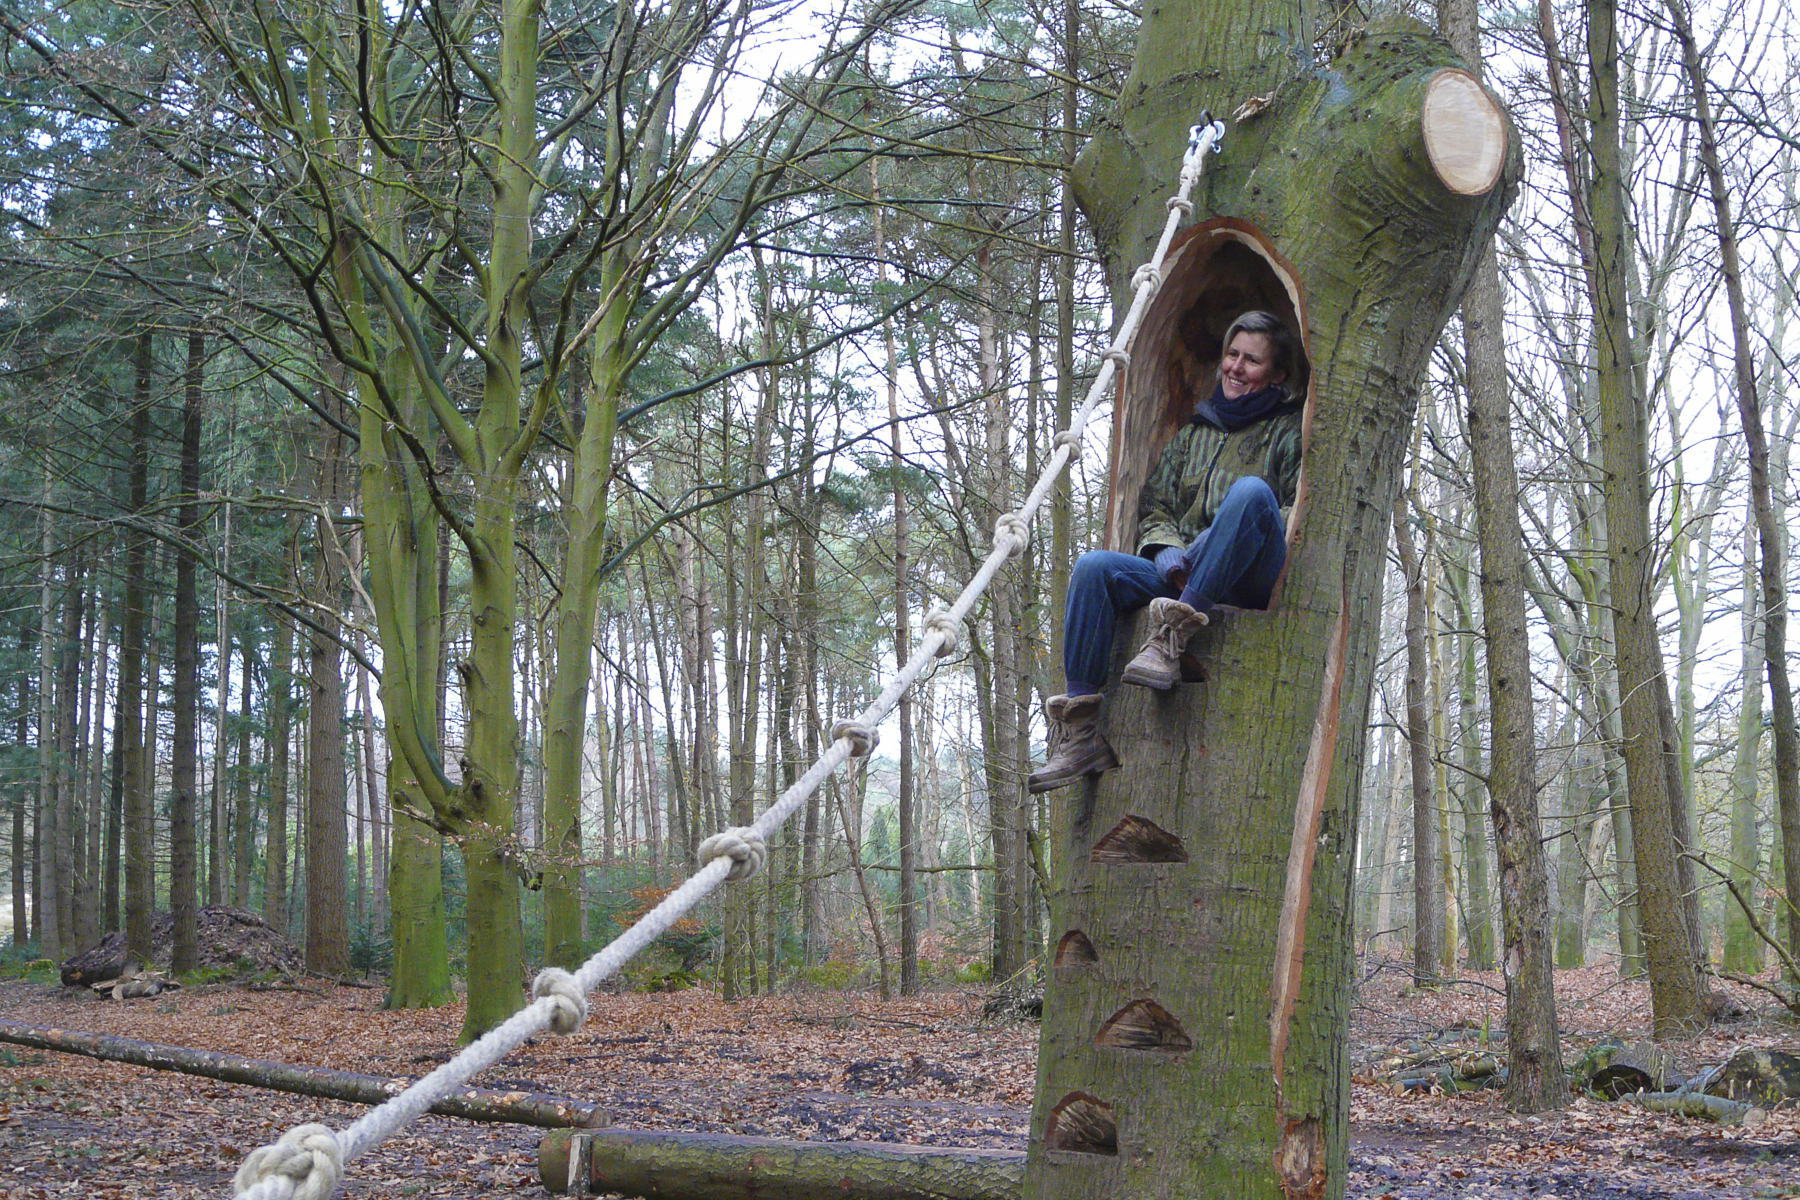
[1191,382,1293,432]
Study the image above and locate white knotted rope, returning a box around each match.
[230,114,1227,1200]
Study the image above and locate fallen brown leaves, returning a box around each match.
[0,961,1793,1200]
[1351,959,1800,1198]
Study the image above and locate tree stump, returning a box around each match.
[1704,1048,1800,1107]
[1583,1042,1677,1098]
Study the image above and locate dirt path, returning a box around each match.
[1,969,1794,1198]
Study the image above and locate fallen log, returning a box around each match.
[539,1128,1023,1200]
[1395,1052,1504,1093]
[0,1019,604,1129]
[1625,1090,1760,1126]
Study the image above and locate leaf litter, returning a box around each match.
[0,958,1793,1199]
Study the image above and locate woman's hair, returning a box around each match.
[1220,310,1298,384]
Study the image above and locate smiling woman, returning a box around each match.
[1028,305,1305,794]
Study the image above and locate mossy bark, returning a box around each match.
[1027,5,1517,1197]
[385,801,452,1009]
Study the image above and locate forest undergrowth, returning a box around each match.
[0,959,1794,1199]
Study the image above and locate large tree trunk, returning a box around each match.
[1024,5,1516,1195]
[1585,0,1701,1035]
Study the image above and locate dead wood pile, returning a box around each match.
[60,906,304,986]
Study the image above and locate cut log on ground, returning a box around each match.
[1625,1091,1761,1126]
[538,1128,1023,1200]
[0,1019,604,1128]
[1396,1052,1503,1093]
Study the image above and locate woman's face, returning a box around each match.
[1218,331,1285,400]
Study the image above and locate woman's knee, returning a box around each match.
[1070,550,1115,588]
[1225,475,1277,506]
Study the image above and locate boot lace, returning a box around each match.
[1140,614,1186,662]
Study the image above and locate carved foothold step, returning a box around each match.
[1044,1092,1118,1156]
[1095,999,1193,1054]
[1090,815,1187,864]
[1053,930,1099,972]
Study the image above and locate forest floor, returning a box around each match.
[0,958,1795,1199]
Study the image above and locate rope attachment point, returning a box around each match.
[531,968,589,1035]
[234,1124,343,1200]
[697,827,768,882]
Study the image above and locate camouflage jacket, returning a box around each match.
[1135,405,1304,557]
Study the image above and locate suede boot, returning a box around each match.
[1121,597,1209,690]
[1029,693,1119,793]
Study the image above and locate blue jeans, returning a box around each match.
[1062,476,1285,691]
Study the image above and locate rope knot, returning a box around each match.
[1052,429,1084,460]
[234,1124,343,1200]
[530,967,588,1035]
[1130,263,1163,295]
[697,827,767,882]
[830,720,878,758]
[922,607,962,657]
[993,513,1030,559]
[1101,347,1131,371]
[1166,195,1195,216]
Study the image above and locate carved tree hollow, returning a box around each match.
[1090,815,1187,864]
[1104,219,1309,561]
[1095,1000,1193,1054]
[1044,1093,1118,1156]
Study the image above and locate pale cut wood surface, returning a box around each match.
[1421,69,1507,196]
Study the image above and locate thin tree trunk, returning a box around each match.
[265,607,293,928]
[305,415,350,977]
[169,329,205,975]
[1396,494,1443,983]
[209,499,232,909]
[1586,0,1701,1035]
[871,159,919,996]
[831,770,892,1000]
[234,636,254,910]
[1724,527,1765,972]
[1664,0,1800,972]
